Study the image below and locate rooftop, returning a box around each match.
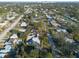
[10,34,18,39]
[21,22,27,27]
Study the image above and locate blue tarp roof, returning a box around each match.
[27,38,33,45]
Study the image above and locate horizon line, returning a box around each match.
[0,0,79,3]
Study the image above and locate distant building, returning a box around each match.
[51,20,61,27]
[46,15,52,21]
[7,11,18,21]
[0,44,13,58]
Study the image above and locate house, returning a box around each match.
[51,20,61,27]
[7,16,15,21]
[57,28,67,33]
[32,35,40,45]
[46,14,52,21]
[16,40,22,45]
[64,37,75,43]
[24,5,29,10]
[26,33,34,41]
[4,41,12,45]
[26,33,40,47]
[0,53,6,58]
[26,38,33,45]
[0,42,13,58]
[18,28,26,32]
[0,21,9,28]
[20,21,27,27]
[18,21,28,32]
[0,35,16,58]
[10,34,18,44]
[4,45,12,51]
[0,44,13,58]
[10,34,18,39]
[10,33,23,45]
[7,11,18,21]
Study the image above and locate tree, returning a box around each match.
[30,49,39,58]
[47,52,53,58]
[73,33,79,42]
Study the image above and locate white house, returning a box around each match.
[10,34,18,44]
[65,37,75,43]
[19,22,28,32]
[10,34,18,39]
[32,36,40,45]
[20,22,27,27]
[18,28,26,32]
[0,21,9,28]
[57,28,67,33]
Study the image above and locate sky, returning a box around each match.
[0,0,79,2]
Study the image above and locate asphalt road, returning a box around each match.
[0,8,30,42]
[0,15,23,42]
